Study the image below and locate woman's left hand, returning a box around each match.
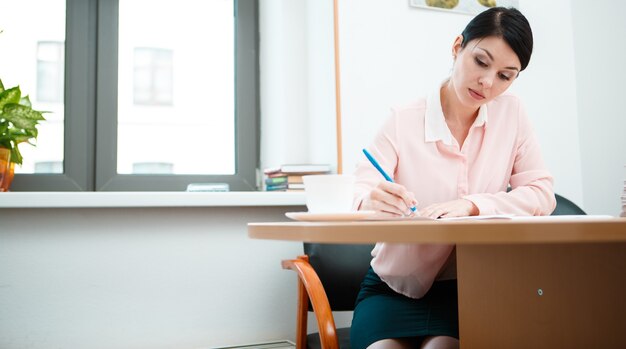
[419,199,479,219]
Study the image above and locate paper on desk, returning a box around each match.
[367,214,616,222]
[439,214,515,221]
[367,214,515,221]
[441,214,614,221]
[509,214,614,221]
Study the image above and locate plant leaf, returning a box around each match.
[8,128,36,144]
[0,86,21,111]
[6,103,45,121]
[0,83,45,164]
[2,103,45,131]
[19,95,32,108]
[10,144,23,165]
[12,135,32,144]
[0,138,11,149]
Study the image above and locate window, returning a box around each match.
[6,0,259,191]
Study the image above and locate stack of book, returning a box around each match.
[263,164,331,191]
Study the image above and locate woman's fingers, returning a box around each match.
[363,181,417,216]
[419,203,446,219]
[371,199,406,217]
[419,199,477,218]
[365,194,478,219]
[361,196,403,216]
[370,187,409,216]
[378,181,418,213]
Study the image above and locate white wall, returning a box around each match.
[260,0,309,170]
[0,207,304,348]
[259,0,337,172]
[0,206,354,348]
[571,0,626,216]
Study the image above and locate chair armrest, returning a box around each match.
[282,256,339,349]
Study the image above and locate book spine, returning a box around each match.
[287,175,304,184]
[263,167,281,175]
[267,172,287,178]
[265,176,287,185]
[266,183,288,191]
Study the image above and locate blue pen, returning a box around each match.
[362,148,416,212]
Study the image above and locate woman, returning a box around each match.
[350,7,556,349]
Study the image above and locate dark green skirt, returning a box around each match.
[350,267,459,349]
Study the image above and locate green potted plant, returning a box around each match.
[0,79,46,191]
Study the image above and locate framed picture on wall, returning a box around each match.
[409,0,519,15]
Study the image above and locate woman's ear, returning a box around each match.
[452,35,464,59]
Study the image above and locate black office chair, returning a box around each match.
[281,194,585,349]
[552,193,586,215]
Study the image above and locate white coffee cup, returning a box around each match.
[302,174,355,213]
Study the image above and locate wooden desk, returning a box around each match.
[248,217,626,349]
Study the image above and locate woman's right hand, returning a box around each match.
[360,181,418,217]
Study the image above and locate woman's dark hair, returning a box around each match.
[460,7,533,71]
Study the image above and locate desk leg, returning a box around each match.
[456,243,626,349]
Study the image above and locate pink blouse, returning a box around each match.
[353,85,556,299]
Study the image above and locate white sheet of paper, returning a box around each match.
[367,214,615,222]
[367,214,515,221]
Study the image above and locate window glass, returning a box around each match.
[0,0,66,174]
[37,41,65,103]
[117,0,235,175]
[133,48,173,106]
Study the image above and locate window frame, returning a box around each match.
[11,0,259,192]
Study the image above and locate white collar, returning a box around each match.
[424,84,488,145]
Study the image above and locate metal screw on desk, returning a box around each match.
[537,288,544,296]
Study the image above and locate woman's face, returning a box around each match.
[450,35,521,108]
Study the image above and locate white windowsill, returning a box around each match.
[0,191,306,208]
